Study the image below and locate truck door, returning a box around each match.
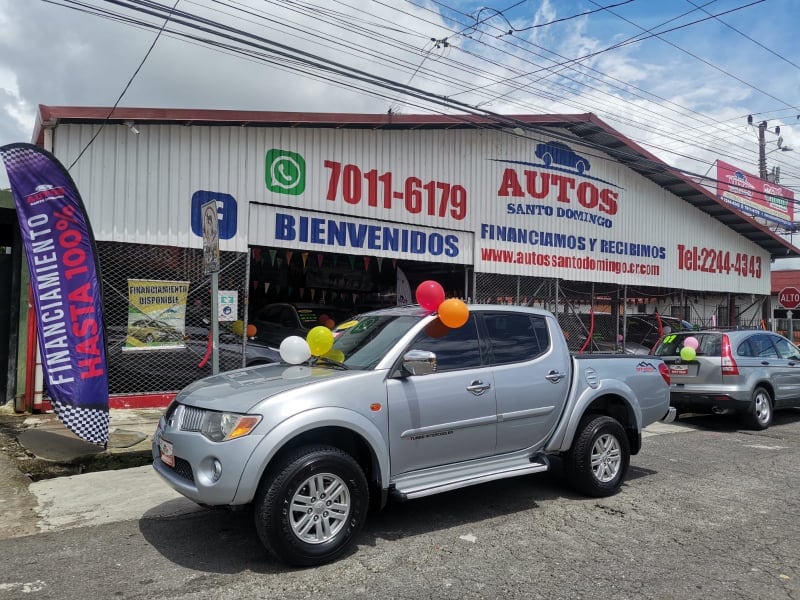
[386,314,497,475]
[482,311,570,454]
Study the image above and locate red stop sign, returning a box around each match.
[779,287,800,309]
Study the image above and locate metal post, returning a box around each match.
[211,270,219,375]
[789,310,794,342]
[241,252,251,368]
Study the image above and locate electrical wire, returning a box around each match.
[65,0,182,170]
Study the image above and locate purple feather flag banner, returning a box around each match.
[1,143,109,445]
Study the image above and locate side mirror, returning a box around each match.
[402,349,437,376]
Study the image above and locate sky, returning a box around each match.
[1,0,799,262]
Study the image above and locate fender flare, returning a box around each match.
[232,407,390,504]
[545,378,642,453]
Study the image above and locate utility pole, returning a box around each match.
[748,115,782,181]
[758,120,767,180]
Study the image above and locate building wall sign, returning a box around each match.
[716,159,795,229]
[57,123,771,294]
[249,204,473,265]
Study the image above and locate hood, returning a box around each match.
[174,362,360,413]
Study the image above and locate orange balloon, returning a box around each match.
[246,324,257,337]
[325,319,335,329]
[438,298,469,328]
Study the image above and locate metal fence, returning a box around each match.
[473,272,767,353]
[95,242,249,396]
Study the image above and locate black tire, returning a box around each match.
[254,445,368,567]
[740,386,773,430]
[144,333,155,343]
[565,415,630,497]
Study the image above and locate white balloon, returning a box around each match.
[280,336,311,365]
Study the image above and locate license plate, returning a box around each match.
[159,437,175,468]
[670,364,689,375]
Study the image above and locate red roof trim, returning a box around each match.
[34,104,594,144]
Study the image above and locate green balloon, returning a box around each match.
[680,346,696,361]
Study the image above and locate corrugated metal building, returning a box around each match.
[3,105,798,408]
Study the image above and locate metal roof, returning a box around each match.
[34,105,800,260]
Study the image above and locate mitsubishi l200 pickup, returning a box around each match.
[153,304,673,566]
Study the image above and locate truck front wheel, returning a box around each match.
[565,415,630,497]
[254,445,369,567]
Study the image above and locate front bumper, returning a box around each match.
[152,413,263,506]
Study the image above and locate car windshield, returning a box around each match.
[331,315,421,370]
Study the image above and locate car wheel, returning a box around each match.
[740,386,773,430]
[565,415,630,497]
[254,445,369,567]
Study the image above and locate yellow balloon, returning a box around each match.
[231,320,244,336]
[438,298,469,328]
[324,348,346,363]
[307,325,335,356]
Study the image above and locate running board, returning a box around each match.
[390,454,550,501]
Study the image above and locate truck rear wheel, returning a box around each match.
[566,415,630,497]
[254,445,369,567]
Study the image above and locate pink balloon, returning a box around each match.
[684,336,699,350]
[415,280,445,312]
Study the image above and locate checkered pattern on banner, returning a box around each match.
[51,400,110,446]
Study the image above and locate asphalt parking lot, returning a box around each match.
[1,411,799,599]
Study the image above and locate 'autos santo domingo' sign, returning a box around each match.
[245,128,768,294]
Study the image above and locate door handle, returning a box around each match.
[467,380,491,395]
[545,370,566,383]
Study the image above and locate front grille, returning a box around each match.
[173,457,195,482]
[180,406,204,432]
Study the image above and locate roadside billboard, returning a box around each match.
[716,159,795,229]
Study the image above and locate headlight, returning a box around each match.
[200,411,262,442]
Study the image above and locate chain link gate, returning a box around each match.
[473,273,699,354]
[95,242,249,396]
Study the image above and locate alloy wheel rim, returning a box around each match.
[754,393,771,425]
[289,472,351,544]
[590,433,622,483]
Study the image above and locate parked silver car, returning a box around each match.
[652,329,800,429]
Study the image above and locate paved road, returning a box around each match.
[1,414,799,600]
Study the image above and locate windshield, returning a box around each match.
[331,315,421,369]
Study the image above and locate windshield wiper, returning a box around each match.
[310,355,350,370]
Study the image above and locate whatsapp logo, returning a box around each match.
[265,149,306,195]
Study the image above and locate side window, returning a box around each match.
[258,305,282,324]
[773,336,800,360]
[741,334,779,359]
[278,307,296,327]
[485,312,549,365]
[406,315,482,372]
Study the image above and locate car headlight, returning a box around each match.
[200,411,262,442]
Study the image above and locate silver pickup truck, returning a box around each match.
[153,304,673,566]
